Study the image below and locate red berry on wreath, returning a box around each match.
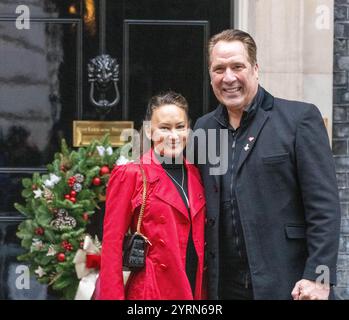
[57,253,65,262]
[60,165,66,172]
[92,177,101,186]
[99,166,110,176]
[61,241,73,251]
[64,194,71,200]
[70,197,76,203]
[82,213,89,221]
[68,177,76,186]
[32,184,37,190]
[70,190,77,197]
[35,227,44,236]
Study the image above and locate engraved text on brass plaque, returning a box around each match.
[73,121,134,147]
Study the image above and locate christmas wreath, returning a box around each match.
[15,136,131,299]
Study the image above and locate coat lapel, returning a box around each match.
[236,98,272,174]
[210,124,224,196]
[186,163,205,219]
[141,149,190,221]
[153,172,190,220]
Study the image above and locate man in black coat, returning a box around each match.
[193,29,341,300]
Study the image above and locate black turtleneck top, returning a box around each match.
[154,152,198,295]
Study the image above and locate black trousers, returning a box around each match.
[220,281,253,300]
[219,270,254,300]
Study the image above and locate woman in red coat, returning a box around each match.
[97,91,206,300]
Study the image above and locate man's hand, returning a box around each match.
[291,279,330,300]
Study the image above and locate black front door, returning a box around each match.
[0,0,233,299]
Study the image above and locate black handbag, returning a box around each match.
[122,165,150,271]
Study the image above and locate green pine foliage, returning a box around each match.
[15,136,125,299]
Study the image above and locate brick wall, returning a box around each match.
[333,0,349,300]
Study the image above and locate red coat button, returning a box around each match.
[160,263,167,270]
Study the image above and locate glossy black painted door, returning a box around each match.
[0,0,232,299]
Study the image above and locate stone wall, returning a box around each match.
[333,0,349,300]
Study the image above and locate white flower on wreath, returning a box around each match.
[33,188,43,199]
[31,238,43,252]
[96,146,113,157]
[116,155,133,166]
[35,266,46,278]
[46,245,56,256]
[43,174,61,189]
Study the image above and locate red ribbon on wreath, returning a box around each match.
[85,254,101,269]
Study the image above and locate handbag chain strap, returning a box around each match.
[135,164,151,244]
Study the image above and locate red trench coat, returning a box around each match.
[97,149,206,300]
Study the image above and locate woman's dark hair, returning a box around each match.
[144,91,189,122]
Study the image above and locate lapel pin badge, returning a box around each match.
[244,144,250,151]
[248,136,255,142]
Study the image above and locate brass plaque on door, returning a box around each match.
[73,121,134,147]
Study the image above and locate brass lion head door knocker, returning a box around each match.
[88,54,120,114]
